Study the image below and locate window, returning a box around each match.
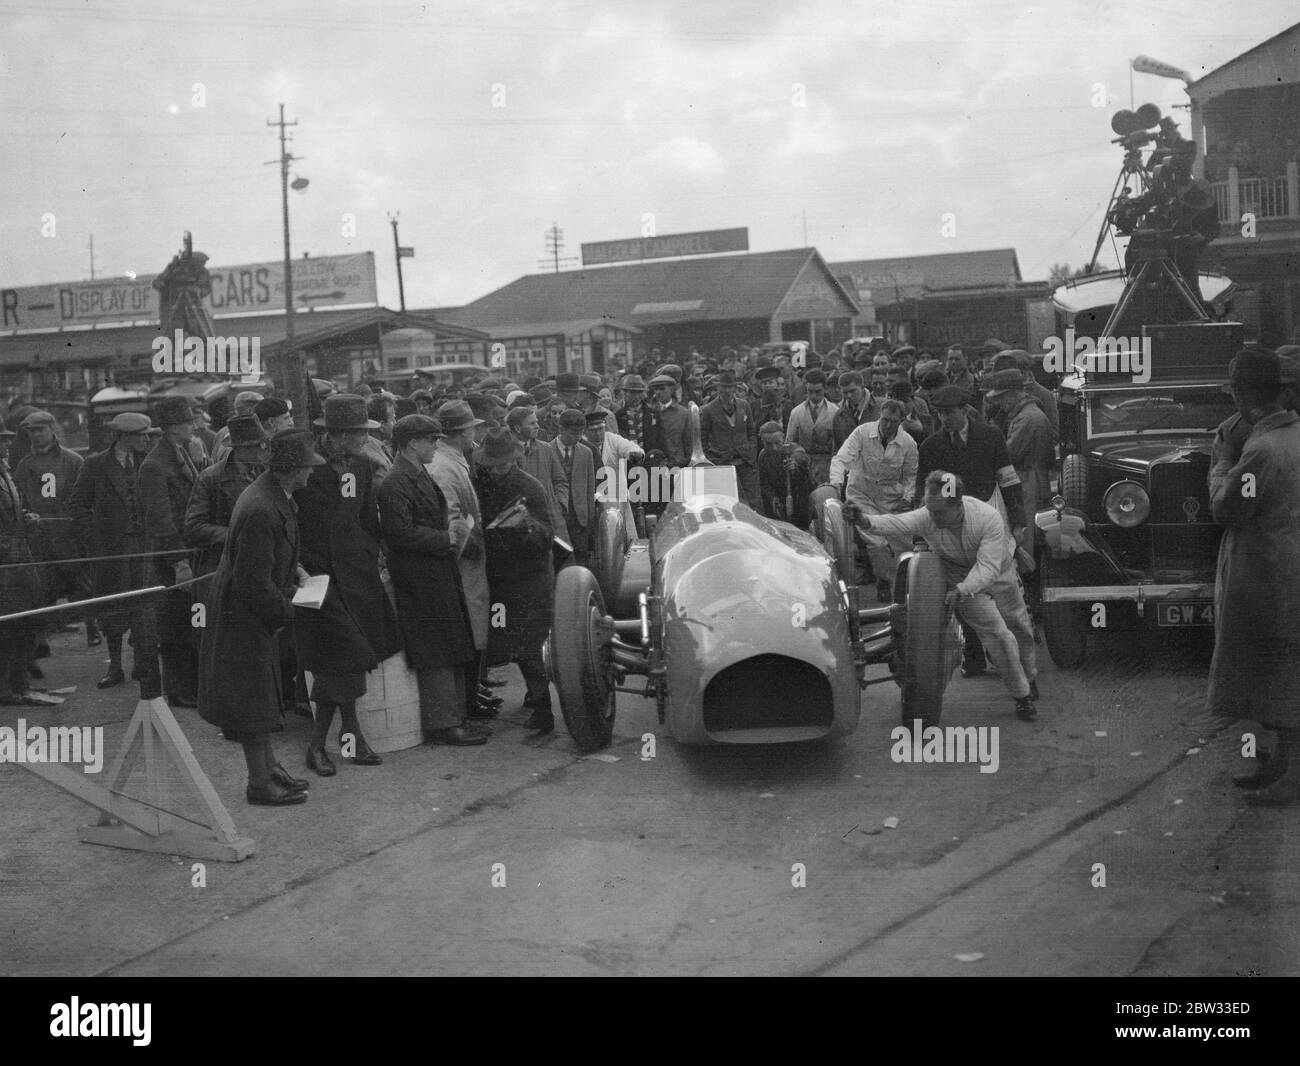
[416,355,432,367]
[387,357,410,371]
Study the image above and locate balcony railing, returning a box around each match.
[1210,163,1300,225]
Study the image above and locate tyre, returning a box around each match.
[1061,453,1087,510]
[898,551,957,728]
[1040,554,1087,668]
[550,566,616,752]
[592,501,628,607]
[809,484,840,542]
[818,497,857,587]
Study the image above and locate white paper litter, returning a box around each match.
[955,952,984,963]
[883,816,900,829]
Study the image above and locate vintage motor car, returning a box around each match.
[544,405,963,751]
[1035,321,1241,667]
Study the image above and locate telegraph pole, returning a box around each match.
[537,222,577,273]
[266,103,309,424]
[389,213,411,313]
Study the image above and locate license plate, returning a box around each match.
[1156,602,1215,627]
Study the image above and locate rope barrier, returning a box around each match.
[0,547,197,571]
[0,571,214,626]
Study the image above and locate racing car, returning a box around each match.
[544,404,963,751]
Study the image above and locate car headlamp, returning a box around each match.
[1103,480,1150,527]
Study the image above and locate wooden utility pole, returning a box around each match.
[266,104,310,425]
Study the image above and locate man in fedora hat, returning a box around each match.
[614,374,661,453]
[69,412,161,695]
[139,395,208,707]
[698,369,759,507]
[296,395,403,776]
[15,408,98,652]
[378,415,487,747]
[210,390,265,464]
[199,428,323,806]
[550,408,598,567]
[917,384,1027,679]
[507,405,570,553]
[473,426,557,734]
[429,399,500,721]
[0,422,45,704]
[1208,350,1300,805]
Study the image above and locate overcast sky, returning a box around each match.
[2,0,1295,312]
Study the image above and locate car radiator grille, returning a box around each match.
[1148,458,1220,580]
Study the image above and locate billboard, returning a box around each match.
[580,228,748,266]
[1,251,377,332]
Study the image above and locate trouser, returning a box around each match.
[516,647,550,706]
[465,651,488,714]
[416,664,467,732]
[953,575,1037,700]
[102,603,160,693]
[565,516,591,567]
[851,501,914,584]
[0,633,34,696]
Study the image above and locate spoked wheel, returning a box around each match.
[550,566,616,753]
[895,551,960,728]
[1040,553,1087,668]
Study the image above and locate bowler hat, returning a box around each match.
[108,412,152,434]
[619,374,647,392]
[929,385,973,409]
[392,413,445,448]
[225,414,269,448]
[983,369,1025,397]
[437,400,485,433]
[153,396,195,427]
[19,410,56,430]
[268,428,326,470]
[315,394,380,431]
[555,373,581,392]
[472,426,522,466]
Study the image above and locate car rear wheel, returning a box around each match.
[897,551,958,728]
[1061,453,1087,510]
[1040,554,1087,668]
[550,565,616,753]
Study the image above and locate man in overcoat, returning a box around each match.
[550,408,598,566]
[377,415,486,747]
[67,412,160,695]
[198,429,322,806]
[698,370,760,508]
[0,426,44,702]
[295,395,403,776]
[1207,350,1300,806]
[474,427,556,734]
[140,396,206,707]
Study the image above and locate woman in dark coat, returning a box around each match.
[472,427,555,734]
[377,415,486,746]
[198,430,324,806]
[295,396,403,776]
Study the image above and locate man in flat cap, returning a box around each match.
[378,415,486,747]
[753,365,793,433]
[15,409,98,652]
[199,428,323,806]
[474,427,557,734]
[68,412,160,693]
[983,369,1052,520]
[507,405,570,553]
[296,395,403,775]
[254,396,293,436]
[785,368,839,487]
[648,374,692,469]
[139,395,207,707]
[1208,350,1300,805]
[550,408,598,566]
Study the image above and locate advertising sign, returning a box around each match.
[581,228,748,266]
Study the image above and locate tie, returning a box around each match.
[950,431,964,452]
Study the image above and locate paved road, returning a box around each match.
[1,621,1295,976]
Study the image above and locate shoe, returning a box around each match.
[97,667,126,689]
[465,721,493,736]
[346,739,383,766]
[86,624,102,648]
[524,707,555,734]
[271,763,310,792]
[306,744,337,777]
[34,641,50,660]
[246,781,308,806]
[1243,775,1300,807]
[477,687,504,709]
[28,663,44,679]
[467,701,500,720]
[1233,751,1286,790]
[1028,679,1040,701]
[426,726,489,746]
[1014,696,1037,721]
